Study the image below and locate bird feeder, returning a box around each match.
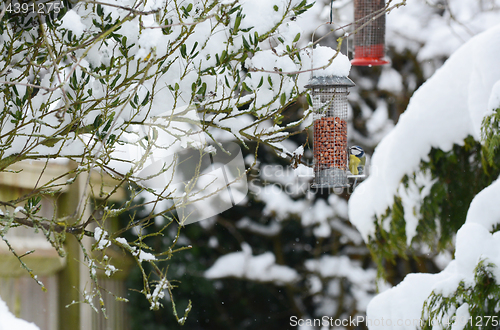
[306,75,355,191]
[351,0,389,66]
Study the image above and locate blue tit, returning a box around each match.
[349,146,366,175]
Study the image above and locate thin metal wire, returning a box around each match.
[330,0,333,23]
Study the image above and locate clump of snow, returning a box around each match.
[239,0,285,36]
[205,243,299,285]
[0,296,40,330]
[137,250,156,263]
[148,276,169,310]
[366,222,500,329]
[377,68,403,93]
[365,100,395,144]
[305,255,376,311]
[398,169,437,245]
[465,176,500,231]
[452,304,470,330]
[366,271,451,330]
[94,227,111,250]
[349,24,500,241]
[487,80,500,112]
[302,199,334,237]
[256,185,305,220]
[386,0,500,62]
[60,10,86,38]
[104,264,117,277]
[236,218,281,237]
[115,237,129,247]
[312,46,351,77]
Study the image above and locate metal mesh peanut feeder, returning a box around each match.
[351,0,389,66]
[306,76,355,190]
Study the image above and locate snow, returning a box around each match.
[465,176,500,231]
[94,227,111,250]
[149,276,168,310]
[365,100,394,144]
[397,169,436,245]
[366,271,450,330]
[302,199,334,237]
[366,222,500,329]
[236,218,281,237]
[311,46,351,77]
[60,10,87,38]
[451,304,470,330]
[0,296,40,330]
[386,0,500,61]
[205,243,299,285]
[487,80,500,112]
[358,22,500,324]
[349,24,500,241]
[377,68,403,93]
[305,255,376,311]
[137,250,156,263]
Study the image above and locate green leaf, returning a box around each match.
[220,50,228,63]
[233,15,241,33]
[280,93,286,106]
[267,76,273,87]
[242,82,252,92]
[257,76,264,88]
[180,44,187,58]
[306,93,313,107]
[110,74,122,89]
[242,36,250,50]
[197,82,207,95]
[293,33,301,43]
[227,6,240,15]
[141,91,150,107]
[93,114,103,128]
[273,5,279,11]
[97,4,104,17]
[191,41,198,54]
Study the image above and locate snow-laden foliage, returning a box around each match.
[349,24,500,254]
[0,0,345,320]
[347,13,500,330]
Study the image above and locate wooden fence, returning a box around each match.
[0,161,131,330]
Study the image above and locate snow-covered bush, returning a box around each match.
[349,12,500,330]
[0,0,346,321]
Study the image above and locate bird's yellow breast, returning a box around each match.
[349,154,360,175]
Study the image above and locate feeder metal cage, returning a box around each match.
[305,76,355,189]
[352,0,389,66]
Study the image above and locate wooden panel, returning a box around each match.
[92,279,130,330]
[0,275,58,330]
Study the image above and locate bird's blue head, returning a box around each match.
[349,146,365,158]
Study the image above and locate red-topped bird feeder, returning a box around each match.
[351,0,389,66]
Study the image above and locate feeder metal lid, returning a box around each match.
[305,75,355,88]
